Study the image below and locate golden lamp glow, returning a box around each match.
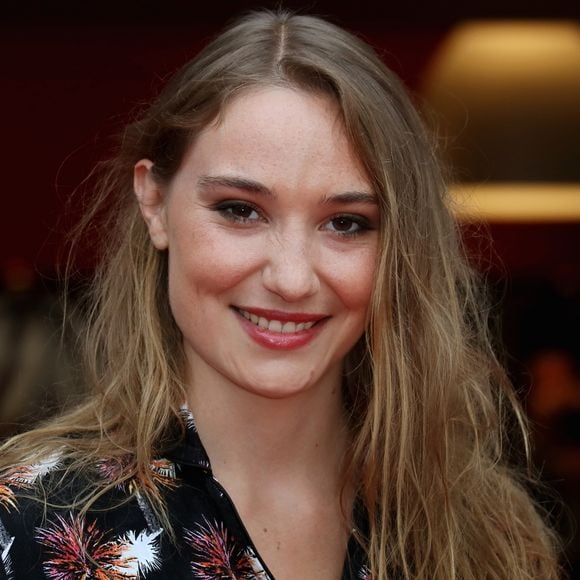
[423,21,580,222]
[425,21,580,90]
[450,183,580,223]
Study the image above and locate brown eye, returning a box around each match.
[230,205,255,218]
[331,217,356,232]
[325,215,370,237]
[214,201,262,223]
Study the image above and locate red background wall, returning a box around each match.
[2,1,578,284]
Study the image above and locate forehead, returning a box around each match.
[180,87,370,193]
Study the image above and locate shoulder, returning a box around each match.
[0,451,178,579]
[0,452,68,578]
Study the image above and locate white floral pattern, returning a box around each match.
[0,412,368,578]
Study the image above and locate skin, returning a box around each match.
[135,87,378,579]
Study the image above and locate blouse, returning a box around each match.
[0,407,369,579]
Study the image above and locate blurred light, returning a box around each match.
[426,21,580,85]
[423,21,580,221]
[450,183,580,222]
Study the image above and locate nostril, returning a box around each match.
[261,261,320,301]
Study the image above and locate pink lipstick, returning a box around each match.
[232,306,328,350]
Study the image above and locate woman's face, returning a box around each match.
[136,87,379,399]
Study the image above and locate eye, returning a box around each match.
[214,201,263,223]
[324,215,372,237]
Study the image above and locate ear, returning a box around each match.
[134,159,169,250]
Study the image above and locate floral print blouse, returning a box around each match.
[0,408,369,579]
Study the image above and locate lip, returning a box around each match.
[233,306,328,324]
[232,307,328,350]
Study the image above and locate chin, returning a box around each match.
[238,374,318,400]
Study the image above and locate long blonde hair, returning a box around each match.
[0,10,560,578]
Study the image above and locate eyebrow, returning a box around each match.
[197,174,377,205]
[197,175,271,196]
[319,191,378,206]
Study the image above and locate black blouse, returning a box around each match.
[0,408,369,579]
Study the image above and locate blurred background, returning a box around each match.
[1,0,579,575]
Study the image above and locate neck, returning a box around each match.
[186,353,350,493]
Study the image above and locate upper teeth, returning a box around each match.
[238,309,316,333]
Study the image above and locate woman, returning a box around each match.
[0,10,560,579]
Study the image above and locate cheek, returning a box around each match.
[167,223,263,299]
[323,246,377,312]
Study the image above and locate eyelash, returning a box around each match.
[212,200,374,238]
[214,201,264,224]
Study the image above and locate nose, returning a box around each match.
[262,231,321,302]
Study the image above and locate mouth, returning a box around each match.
[232,307,328,334]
